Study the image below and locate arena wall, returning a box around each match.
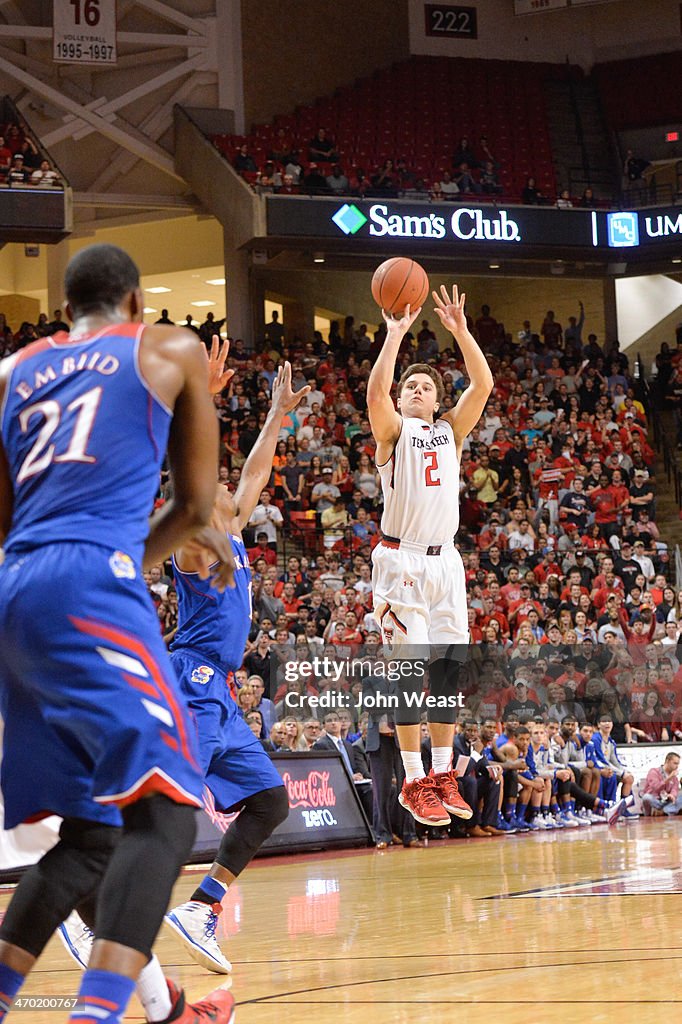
[240,0,410,128]
[408,0,681,69]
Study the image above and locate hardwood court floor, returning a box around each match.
[3,817,682,1024]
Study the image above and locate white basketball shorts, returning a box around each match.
[371,538,470,649]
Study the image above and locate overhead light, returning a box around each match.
[313,252,325,263]
[147,286,171,294]
[205,278,226,286]
[143,307,157,314]
[673,258,682,264]
[191,300,216,307]
[489,262,500,270]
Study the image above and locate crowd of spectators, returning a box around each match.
[0,118,60,187]
[150,297,681,837]
[222,128,590,206]
[5,294,679,842]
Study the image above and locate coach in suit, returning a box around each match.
[454,720,503,836]
[363,675,419,848]
[313,710,373,819]
[351,715,372,779]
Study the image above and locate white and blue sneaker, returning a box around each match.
[542,814,557,829]
[559,812,579,828]
[606,798,627,826]
[165,901,232,974]
[57,911,93,969]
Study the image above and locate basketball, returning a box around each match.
[371,257,430,317]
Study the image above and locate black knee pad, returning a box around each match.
[215,785,289,877]
[94,795,196,958]
[0,819,119,958]
[393,661,425,725]
[426,658,462,724]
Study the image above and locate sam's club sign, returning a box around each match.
[333,202,521,241]
[266,196,682,253]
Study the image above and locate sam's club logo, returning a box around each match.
[332,203,367,235]
[607,212,639,248]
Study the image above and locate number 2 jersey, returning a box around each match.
[0,323,169,562]
[377,415,461,546]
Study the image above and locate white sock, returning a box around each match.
[401,751,425,783]
[432,746,453,775]
[136,954,172,1023]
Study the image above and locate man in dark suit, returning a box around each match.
[351,713,372,779]
[313,710,373,819]
[454,720,504,836]
[363,677,420,849]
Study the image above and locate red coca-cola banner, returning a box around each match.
[280,769,337,809]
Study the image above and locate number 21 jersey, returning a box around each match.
[0,323,170,562]
[377,416,461,545]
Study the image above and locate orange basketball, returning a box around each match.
[371,257,430,317]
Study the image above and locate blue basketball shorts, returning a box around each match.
[0,542,203,830]
[170,649,284,813]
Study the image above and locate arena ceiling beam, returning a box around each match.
[1,60,182,180]
[88,76,207,193]
[0,1,230,226]
[0,25,208,48]
[133,0,201,34]
[42,53,206,146]
[72,192,197,210]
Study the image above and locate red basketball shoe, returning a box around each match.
[399,775,451,826]
[162,979,235,1023]
[432,769,473,819]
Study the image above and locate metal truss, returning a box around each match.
[0,0,233,222]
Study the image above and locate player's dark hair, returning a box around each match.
[516,725,530,736]
[398,363,445,404]
[65,244,140,315]
[598,713,613,723]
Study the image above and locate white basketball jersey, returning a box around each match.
[377,416,461,545]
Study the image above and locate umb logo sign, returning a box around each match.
[607,212,639,248]
[607,209,682,247]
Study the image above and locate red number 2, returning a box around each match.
[424,451,440,487]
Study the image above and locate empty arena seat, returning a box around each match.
[208,55,573,197]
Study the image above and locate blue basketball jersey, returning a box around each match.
[0,324,170,562]
[171,534,252,673]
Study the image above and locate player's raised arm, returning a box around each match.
[233,361,310,530]
[367,305,420,460]
[433,285,494,450]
